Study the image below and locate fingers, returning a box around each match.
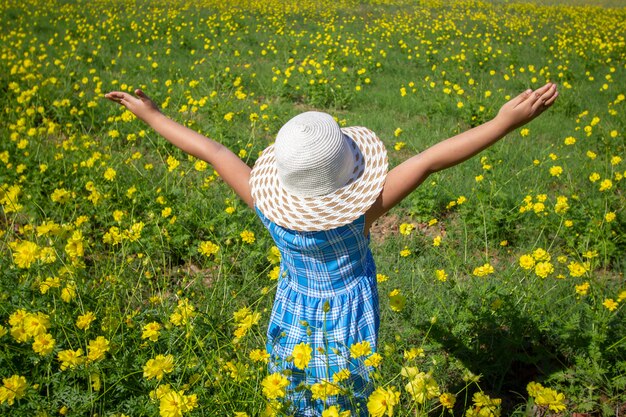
[530,83,558,112]
[510,89,533,107]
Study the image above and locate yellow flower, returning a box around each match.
[534,262,554,279]
[399,247,411,257]
[87,336,110,362]
[10,240,40,269]
[554,196,569,214]
[563,136,576,145]
[367,386,400,417]
[350,341,372,359]
[198,240,219,257]
[528,382,567,412]
[32,333,55,356]
[388,289,406,312]
[61,282,77,303]
[394,142,405,151]
[432,235,442,247]
[549,166,563,177]
[599,179,613,191]
[57,349,84,370]
[589,172,600,182]
[603,299,618,312]
[605,212,616,222]
[399,223,414,235]
[268,266,280,280]
[261,372,289,399]
[292,342,313,370]
[435,269,448,282]
[322,405,351,417]
[575,282,590,297]
[532,248,550,261]
[104,167,117,181]
[519,255,535,270]
[472,263,494,277]
[440,392,456,409]
[332,369,350,383]
[249,349,270,363]
[65,230,84,259]
[166,155,180,172]
[76,312,96,330]
[0,375,27,405]
[267,246,281,264]
[467,392,502,416]
[405,372,440,404]
[376,274,389,283]
[311,380,340,401]
[568,261,589,277]
[240,230,255,244]
[141,322,162,342]
[170,299,195,326]
[394,128,403,137]
[364,352,383,367]
[159,390,197,417]
[51,188,73,203]
[23,312,50,337]
[143,354,175,380]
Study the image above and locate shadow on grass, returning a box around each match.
[424,293,591,415]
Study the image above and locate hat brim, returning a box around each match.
[250,126,388,232]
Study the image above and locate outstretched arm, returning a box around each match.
[366,82,559,225]
[105,89,253,207]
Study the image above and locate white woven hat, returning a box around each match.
[250,111,388,231]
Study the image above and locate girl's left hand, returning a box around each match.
[495,83,559,131]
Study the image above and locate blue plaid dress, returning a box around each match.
[256,207,379,417]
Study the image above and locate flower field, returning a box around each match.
[1,0,625,416]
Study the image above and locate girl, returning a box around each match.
[105,82,558,415]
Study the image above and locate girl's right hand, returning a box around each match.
[104,89,161,123]
[495,82,558,131]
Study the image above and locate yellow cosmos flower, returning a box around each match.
[261,372,289,399]
[405,371,440,404]
[143,354,175,380]
[364,352,383,367]
[367,386,400,417]
[0,375,27,405]
[292,342,313,370]
[87,336,110,362]
[159,390,197,417]
[240,230,255,244]
[603,299,618,312]
[311,380,340,401]
[350,341,372,359]
[141,322,162,342]
[76,312,96,330]
[332,369,350,383]
[440,392,456,409]
[57,349,84,370]
[32,333,55,356]
[10,240,40,269]
[198,240,219,257]
[388,289,406,312]
[472,263,494,277]
[249,349,270,363]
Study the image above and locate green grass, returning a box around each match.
[0,0,625,416]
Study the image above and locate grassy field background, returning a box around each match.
[1,0,625,416]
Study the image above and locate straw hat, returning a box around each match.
[250,111,388,231]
